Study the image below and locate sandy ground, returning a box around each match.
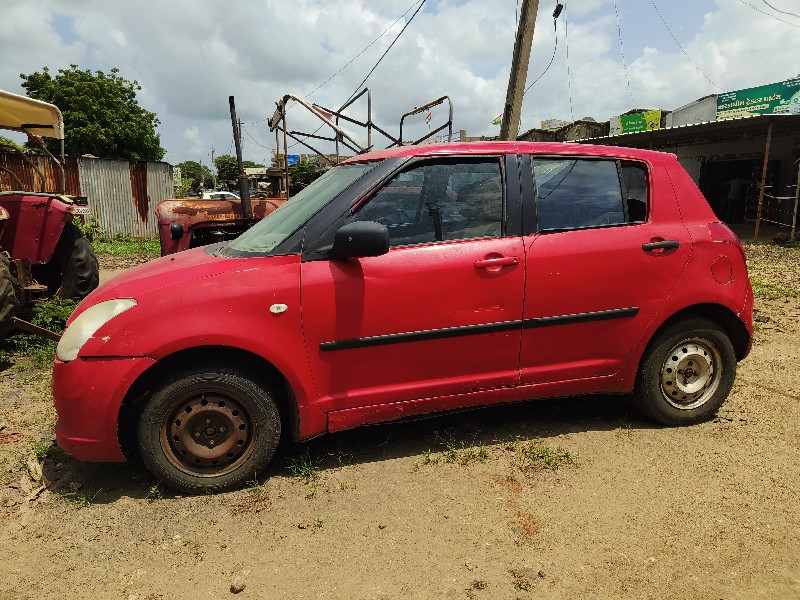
[0,244,798,600]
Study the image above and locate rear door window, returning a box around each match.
[532,158,648,231]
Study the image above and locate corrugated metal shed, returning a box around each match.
[0,151,173,237]
[77,157,171,237]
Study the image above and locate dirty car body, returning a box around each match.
[52,141,753,493]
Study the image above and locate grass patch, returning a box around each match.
[416,431,491,468]
[750,276,799,300]
[509,439,576,472]
[61,488,100,508]
[92,235,159,258]
[6,297,77,369]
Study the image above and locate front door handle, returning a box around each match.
[642,240,680,252]
[474,256,519,269]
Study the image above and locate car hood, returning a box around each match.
[70,246,245,322]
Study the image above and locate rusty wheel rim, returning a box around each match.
[161,390,255,477]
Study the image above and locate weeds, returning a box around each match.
[145,483,163,501]
[510,569,532,591]
[750,276,798,300]
[510,439,576,472]
[32,442,52,462]
[287,449,322,484]
[246,473,269,499]
[61,488,100,508]
[92,234,159,258]
[7,297,78,369]
[312,517,325,530]
[416,431,491,469]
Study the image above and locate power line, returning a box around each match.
[761,0,800,20]
[564,1,574,121]
[523,5,561,95]
[613,0,635,105]
[736,0,800,27]
[343,0,428,105]
[241,126,274,151]
[650,0,726,92]
[248,0,424,125]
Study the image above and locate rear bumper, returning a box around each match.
[52,356,156,462]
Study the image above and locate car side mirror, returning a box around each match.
[330,221,389,260]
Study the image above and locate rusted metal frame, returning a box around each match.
[753,117,774,242]
[791,159,800,243]
[11,317,60,341]
[408,122,453,146]
[398,96,454,146]
[8,147,45,192]
[269,93,367,154]
[0,165,25,190]
[282,111,290,200]
[334,88,372,159]
[287,130,339,143]
[280,129,337,165]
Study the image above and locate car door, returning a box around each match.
[519,155,691,384]
[301,155,525,412]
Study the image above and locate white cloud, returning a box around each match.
[1,0,798,163]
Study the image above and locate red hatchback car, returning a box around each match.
[52,142,753,493]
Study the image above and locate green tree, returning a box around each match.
[214,154,238,183]
[242,160,264,169]
[0,136,24,151]
[19,65,165,161]
[176,160,213,188]
[289,161,322,193]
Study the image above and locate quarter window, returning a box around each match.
[532,158,649,231]
[349,159,503,247]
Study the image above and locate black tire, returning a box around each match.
[32,221,99,300]
[137,365,281,494]
[0,253,21,341]
[633,317,736,425]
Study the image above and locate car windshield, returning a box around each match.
[220,162,376,255]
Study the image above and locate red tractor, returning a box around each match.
[0,89,99,340]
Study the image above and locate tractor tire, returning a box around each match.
[32,222,99,301]
[0,253,21,341]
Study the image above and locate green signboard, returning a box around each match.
[716,77,800,120]
[610,110,661,135]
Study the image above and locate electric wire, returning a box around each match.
[737,0,800,27]
[564,1,574,122]
[613,0,635,105]
[761,0,800,20]
[650,0,726,92]
[523,12,559,95]
[248,0,424,124]
[343,0,428,105]
[241,126,274,151]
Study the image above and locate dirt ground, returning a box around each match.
[0,244,798,600]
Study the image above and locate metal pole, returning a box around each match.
[229,96,252,219]
[282,113,290,201]
[753,117,774,242]
[790,159,800,244]
[499,0,540,141]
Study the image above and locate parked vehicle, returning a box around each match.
[155,171,287,255]
[0,89,99,340]
[52,141,753,493]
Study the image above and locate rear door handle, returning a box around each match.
[474,256,519,269]
[642,240,680,252]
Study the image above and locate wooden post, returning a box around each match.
[753,118,774,242]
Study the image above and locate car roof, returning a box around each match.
[343,141,673,164]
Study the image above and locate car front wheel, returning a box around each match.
[137,365,281,493]
[634,317,736,425]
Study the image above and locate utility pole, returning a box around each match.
[500,0,540,141]
[211,147,216,189]
[229,96,252,219]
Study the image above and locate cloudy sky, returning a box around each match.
[2,0,799,166]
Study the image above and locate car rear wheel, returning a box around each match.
[32,222,99,300]
[634,318,736,425]
[137,365,281,494]
[0,253,21,341]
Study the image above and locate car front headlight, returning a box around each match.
[56,299,137,362]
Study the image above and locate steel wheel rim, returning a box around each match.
[160,389,255,477]
[659,337,722,410]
